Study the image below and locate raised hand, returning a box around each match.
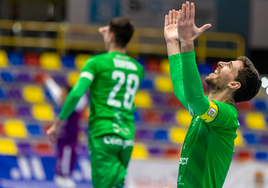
[164,9,180,42]
[177,2,211,43]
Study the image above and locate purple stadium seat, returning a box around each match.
[16,73,31,83]
[135,129,154,142]
[148,147,164,158]
[152,95,166,106]
[52,74,66,86]
[7,89,22,101]
[259,134,268,145]
[162,112,175,124]
[17,142,32,155]
[237,115,246,128]
[16,106,32,118]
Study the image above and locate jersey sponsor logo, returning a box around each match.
[200,101,219,123]
[179,157,188,165]
[112,123,130,135]
[103,136,134,148]
[113,59,138,70]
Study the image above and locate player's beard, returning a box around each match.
[205,76,225,94]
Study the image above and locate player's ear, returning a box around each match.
[109,32,115,42]
[228,81,241,90]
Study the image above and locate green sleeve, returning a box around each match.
[59,77,91,120]
[59,57,97,120]
[181,51,209,115]
[169,54,189,110]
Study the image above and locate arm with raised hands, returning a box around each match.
[164,10,189,110]
[177,1,212,116]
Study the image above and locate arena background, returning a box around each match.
[0,0,268,187]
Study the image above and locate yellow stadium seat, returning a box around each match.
[154,76,173,92]
[234,130,244,147]
[75,54,92,70]
[246,112,266,130]
[4,120,27,138]
[131,143,148,159]
[175,110,192,126]
[67,71,80,87]
[134,91,151,108]
[40,52,61,70]
[0,139,17,155]
[32,103,54,121]
[160,58,170,74]
[0,50,8,67]
[23,85,44,103]
[169,127,187,144]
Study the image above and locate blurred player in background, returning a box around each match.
[47,17,144,188]
[164,2,261,188]
[42,74,87,188]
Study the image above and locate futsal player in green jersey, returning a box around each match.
[47,17,144,188]
[164,3,261,188]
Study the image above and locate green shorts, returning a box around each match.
[89,134,134,188]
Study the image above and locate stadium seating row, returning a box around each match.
[0,117,267,146]
[0,49,230,76]
[0,102,267,130]
[0,79,267,112]
[0,137,267,161]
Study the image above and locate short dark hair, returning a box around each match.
[109,17,134,48]
[233,56,261,103]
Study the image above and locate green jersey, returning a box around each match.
[178,101,239,188]
[81,52,144,139]
[169,51,239,188]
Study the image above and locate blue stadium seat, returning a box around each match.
[0,88,5,100]
[254,100,267,111]
[133,111,141,122]
[197,63,213,75]
[27,124,42,137]
[255,152,268,161]
[140,79,154,89]
[61,54,75,69]
[154,130,168,142]
[243,133,258,145]
[1,72,14,82]
[136,58,145,67]
[8,52,23,66]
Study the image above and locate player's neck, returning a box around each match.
[108,44,127,54]
[208,89,234,104]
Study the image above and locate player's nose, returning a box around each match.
[218,61,228,68]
